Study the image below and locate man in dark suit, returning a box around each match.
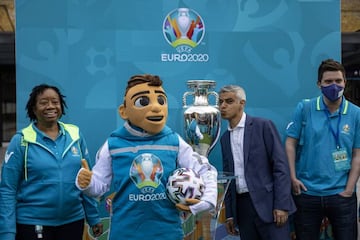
[219,85,296,240]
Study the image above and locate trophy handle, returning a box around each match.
[207,91,219,106]
[183,91,194,107]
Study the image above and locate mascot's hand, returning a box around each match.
[176,198,200,212]
[176,198,213,215]
[78,159,93,189]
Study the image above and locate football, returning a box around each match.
[166,168,205,205]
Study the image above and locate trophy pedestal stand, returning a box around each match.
[183,172,237,240]
[182,80,226,240]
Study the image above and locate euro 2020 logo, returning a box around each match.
[162,8,209,62]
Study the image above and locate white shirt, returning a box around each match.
[228,112,248,193]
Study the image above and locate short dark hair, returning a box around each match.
[26,84,67,122]
[318,59,346,83]
[123,74,163,106]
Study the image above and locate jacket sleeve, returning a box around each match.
[78,132,101,227]
[0,134,24,240]
[220,133,235,220]
[82,194,101,227]
[264,119,293,211]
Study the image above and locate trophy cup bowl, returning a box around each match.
[183,80,221,158]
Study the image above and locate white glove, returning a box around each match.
[189,200,212,215]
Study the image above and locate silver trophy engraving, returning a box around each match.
[183,80,221,157]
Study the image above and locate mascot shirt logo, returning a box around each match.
[163,8,205,53]
[130,153,164,193]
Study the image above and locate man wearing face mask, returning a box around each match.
[285,59,360,240]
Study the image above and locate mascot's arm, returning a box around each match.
[76,141,113,197]
[176,135,218,215]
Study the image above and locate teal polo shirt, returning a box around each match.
[286,96,360,196]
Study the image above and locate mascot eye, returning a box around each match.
[134,96,149,107]
[158,96,166,105]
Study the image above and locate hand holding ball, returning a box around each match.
[166,168,205,205]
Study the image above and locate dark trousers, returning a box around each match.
[16,219,84,240]
[235,192,291,240]
[293,192,357,240]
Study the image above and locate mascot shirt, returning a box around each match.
[107,123,184,240]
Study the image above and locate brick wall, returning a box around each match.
[342,0,360,32]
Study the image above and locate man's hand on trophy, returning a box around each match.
[78,159,93,188]
[176,198,211,215]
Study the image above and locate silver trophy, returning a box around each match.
[183,80,221,157]
[183,80,221,240]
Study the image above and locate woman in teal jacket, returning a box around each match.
[0,84,103,240]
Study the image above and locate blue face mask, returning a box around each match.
[321,84,344,102]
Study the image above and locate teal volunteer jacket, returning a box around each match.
[0,122,100,239]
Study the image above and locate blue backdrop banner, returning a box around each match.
[16,1,340,239]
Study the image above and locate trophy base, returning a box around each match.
[193,143,210,156]
[181,172,238,240]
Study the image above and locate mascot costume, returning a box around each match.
[76,74,218,240]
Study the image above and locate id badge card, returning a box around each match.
[332,148,350,171]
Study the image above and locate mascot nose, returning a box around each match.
[151,101,163,112]
[151,105,161,112]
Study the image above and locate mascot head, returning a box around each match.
[119,74,168,134]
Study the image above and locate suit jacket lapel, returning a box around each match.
[243,115,252,166]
